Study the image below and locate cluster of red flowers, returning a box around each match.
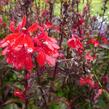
[0,16,107,101]
[0,16,59,71]
[79,76,103,102]
[1,16,106,71]
[34,31,59,66]
[67,35,99,62]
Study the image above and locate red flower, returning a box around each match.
[0,16,37,71]
[101,37,109,44]
[80,76,95,88]
[44,20,53,29]
[2,47,33,71]
[0,16,59,69]
[0,16,35,52]
[0,16,3,24]
[85,51,96,62]
[14,88,25,101]
[37,51,46,66]
[34,31,59,67]
[88,38,99,47]
[94,89,103,102]
[67,34,83,53]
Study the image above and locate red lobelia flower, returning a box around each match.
[101,36,109,44]
[0,16,36,52]
[80,76,95,88]
[85,51,96,62]
[0,16,59,70]
[34,31,59,67]
[14,88,25,101]
[2,47,33,71]
[88,38,99,47]
[0,16,38,71]
[67,34,83,53]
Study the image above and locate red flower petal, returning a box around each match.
[14,88,25,101]
[37,51,46,66]
[46,55,56,66]
[67,39,76,48]
[21,16,26,28]
[5,33,19,43]
[0,16,2,24]
[24,35,34,52]
[28,23,38,33]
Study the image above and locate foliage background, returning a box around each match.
[0,0,109,109]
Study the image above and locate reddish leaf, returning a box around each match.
[16,16,26,31]
[9,21,15,32]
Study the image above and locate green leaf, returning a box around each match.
[3,103,19,109]
[56,90,64,97]
[100,44,109,50]
[50,102,67,109]
[97,99,107,109]
[50,103,60,109]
